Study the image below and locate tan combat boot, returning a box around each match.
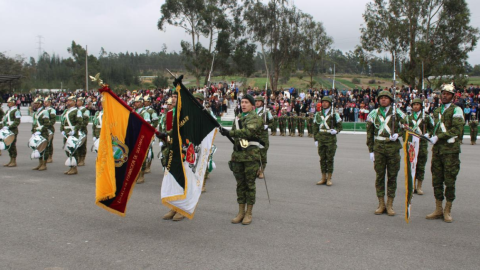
[375,197,386,215]
[173,212,184,221]
[7,158,16,167]
[136,171,145,184]
[426,200,444,219]
[257,168,264,179]
[326,173,333,186]
[38,160,47,171]
[444,201,453,223]
[4,158,12,167]
[64,167,72,174]
[317,173,327,185]
[163,210,176,220]
[231,204,246,224]
[32,159,42,170]
[242,205,253,225]
[0,150,2,156]
[202,179,206,193]
[416,180,424,195]
[386,197,395,216]
[144,162,151,174]
[77,156,85,166]
[67,166,78,175]
[47,149,53,163]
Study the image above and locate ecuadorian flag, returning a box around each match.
[95,86,155,216]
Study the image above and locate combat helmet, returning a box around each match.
[441,83,455,94]
[378,90,394,101]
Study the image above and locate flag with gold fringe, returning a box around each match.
[403,130,420,223]
[161,76,218,219]
[95,85,155,216]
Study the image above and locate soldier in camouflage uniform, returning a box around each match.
[313,96,343,186]
[92,101,103,146]
[278,110,287,136]
[133,95,151,184]
[0,107,4,156]
[468,113,478,145]
[366,90,406,216]
[426,83,465,223]
[143,95,159,174]
[298,113,306,137]
[44,97,56,163]
[254,95,273,179]
[307,113,314,137]
[76,97,90,166]
[60,96,83,175]
[31,97,54,171]
[289,113,297,136]
[271,114,278,136]
[2,97,21,167]
[405,98,435,195]
[219,94,263,225]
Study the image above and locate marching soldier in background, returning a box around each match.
[133,95,151,184]
[271,114,278,136]
[60,96,82,175]
[297,113,305,137]
[0,107,4,156]
[31,97,53,171]
[307,113,314,137]
[313,96,343,186]
[254,95,273,179]
[469,113,478,145]
[366,90,406,216]
[44,97,56,163]
[144,95,159,174]
[289,112,296,136]
[426,84,465,223]
[92,100,103,143]
[218,94,263,225]
[76,97,90,166]
[405,98,434,195]
[2,97,21,167]
[278,110,286,136]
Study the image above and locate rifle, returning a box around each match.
[391,53,396,133]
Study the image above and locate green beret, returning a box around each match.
[193,93,204,101]
[242,94,255,105]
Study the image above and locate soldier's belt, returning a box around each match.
[375,136,388,141]
[64,126,75,130]
[248,142,264,149]
[319,130,330,133]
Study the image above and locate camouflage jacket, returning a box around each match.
[313,109,343,142]
[469,120,478,131]
[92,110,103,138]
[2,107,21,133]
[60,106,82,135]
[366,106,407,153]
[145,106,159,128]
[432,103,465,154]
[256,107,273,148]
[31,107,53,134]
[77,106,90,133]
[0,108,4,128]
[278,115,286,125]
[229,111,263,162]
[44,106,57,132]
[405,111,434,147]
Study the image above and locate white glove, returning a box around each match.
[330,129,337,135]
[370,152,375,162]
[1,126,8,131]
[264,125,268,130]
[315,141,318,147]
[34,131,41,136]
[61,131,66,137]
[424,134,430,139]
[430,136,439,145]
[159,141,164,148]
[93,137,97,141]
[68,131,74,136]
[389,133,399,141]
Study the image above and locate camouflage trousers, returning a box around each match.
[431,153,460,202]
[232,161,260,205]
[259,148,268,170]
[39,130,50,161]
[279,123,286,134]
[7,134,17,158]
[471,130,478,142]
[47,133,54,159]
[298,123,304,136]
[77,137,87,158]
[374,150,401,198]
[318,142,337,173]
[289,125,295,136]
[63,137,79,163]
[415,144,429,181]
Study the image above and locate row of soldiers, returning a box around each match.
[270,112,315,137]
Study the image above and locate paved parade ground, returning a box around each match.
[1,123,479,270]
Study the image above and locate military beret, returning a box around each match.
[242,94,255,105]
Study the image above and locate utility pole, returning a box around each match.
[36,35,44,59]
[85,45,89,92]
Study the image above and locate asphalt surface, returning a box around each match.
[1,123,479,270]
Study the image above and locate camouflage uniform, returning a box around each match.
[307,114,314,137]
[469,117,478,145]
[271,115,278,136]
[278,113,287,136]
[60,98,83,174]
[313,97,343,185]
[289,113,297,136]
[76,100,90,165]
[44,99,57,163]
[405,99,435,194]
[0,108,3,156]
[31,101,53,163]
[366,91,406,215]
[229,111,263,206]
[144,98,158,173]
[297,114,305,137]
[92,110,103,139]
[2,99,21,166]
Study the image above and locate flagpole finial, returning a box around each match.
[89,73,105,87]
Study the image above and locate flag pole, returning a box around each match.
[85,45,88,93]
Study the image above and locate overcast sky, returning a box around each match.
[2,0,480,64]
